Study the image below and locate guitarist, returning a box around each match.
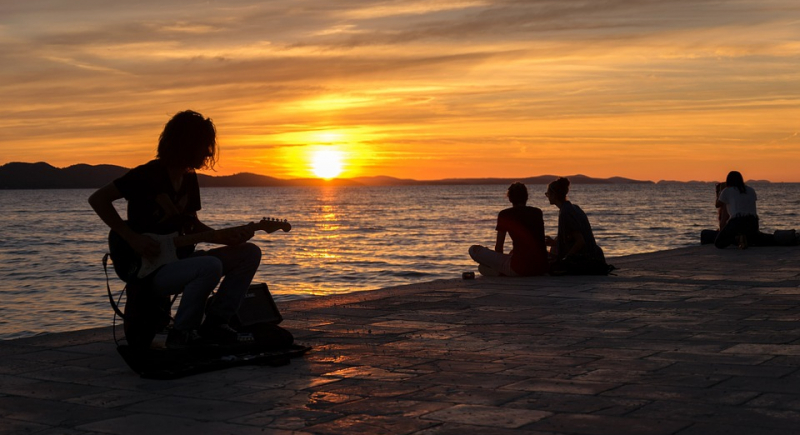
[89,110,261,348]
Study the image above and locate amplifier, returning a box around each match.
[234,283,283,326]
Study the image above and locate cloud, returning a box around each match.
[1,0,799,180]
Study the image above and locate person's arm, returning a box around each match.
[715,185,728,209]
[191,215,255,246]
[564,231,585,257]
[715,183,725,200]
[494,230,506,254]
[88,183,160,258]
[188,216,214,234]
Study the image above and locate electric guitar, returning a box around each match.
[108,218,291,282]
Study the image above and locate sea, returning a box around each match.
[2,183,798,340]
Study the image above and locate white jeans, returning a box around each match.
[468,245,518,277]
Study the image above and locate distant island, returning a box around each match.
[1,161,657,189]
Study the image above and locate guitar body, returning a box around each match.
[108,218,291,283]
[108,229,143,283]
[136,233,181,280]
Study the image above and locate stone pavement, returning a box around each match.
[2,245,800,434]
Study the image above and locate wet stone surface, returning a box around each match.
[1,245,800,434]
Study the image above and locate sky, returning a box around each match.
[1,0,799,182]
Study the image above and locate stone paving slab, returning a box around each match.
[1,245,800,434]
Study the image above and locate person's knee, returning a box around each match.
[469,245,486,255]
[469,245,483,259]
[201,256,224,279]
[242,242,262,267]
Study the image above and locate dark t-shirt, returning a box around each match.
[556,201,603,260]
[496,205,548,276]
[114,159,201,236]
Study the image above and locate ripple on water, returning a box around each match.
[380,270,433,278]
[3,184,800,339]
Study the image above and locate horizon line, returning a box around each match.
[0,161,791,184]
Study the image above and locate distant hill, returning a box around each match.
[0,162,129,189]
[656,179,771,185]
[433,174,652,186]
[196,172,291,188]
[0,162,653,189]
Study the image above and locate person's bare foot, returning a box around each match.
[478,264,500,277]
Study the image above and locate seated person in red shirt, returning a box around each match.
[469,182,548,277]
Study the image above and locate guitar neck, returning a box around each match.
[166,218,290,248]
[173,224,252,247]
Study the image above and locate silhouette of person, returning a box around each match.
[545,177,609,275]
[469,182,548,276]
[89,110,261,348]
[715,181,731,231]
[714,171,759,249]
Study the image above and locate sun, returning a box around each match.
[311,149,344,179]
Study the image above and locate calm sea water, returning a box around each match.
[1,183,798,340]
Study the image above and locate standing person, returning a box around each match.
[469,182,548,276]
[545,177,610,275]
[714,170,759,249]
[89,110,262,348]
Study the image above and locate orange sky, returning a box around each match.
[1,0,799,182]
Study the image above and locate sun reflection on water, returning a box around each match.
[317,205,340,231]
[7,183,800,339]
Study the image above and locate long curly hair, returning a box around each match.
[157,110,218,170]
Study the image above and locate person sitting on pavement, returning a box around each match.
[714,170,761,249]
[545,177,611,275]
[89,110,262,348]
[469,182,549,277]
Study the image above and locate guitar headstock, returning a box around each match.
[256,217,292,233]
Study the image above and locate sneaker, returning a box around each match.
[166,329,202,349]
[199,322,239,345]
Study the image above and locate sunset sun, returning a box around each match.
[311,149,344,179]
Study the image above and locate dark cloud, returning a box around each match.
[284,0,785,49]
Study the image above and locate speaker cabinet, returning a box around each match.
[235,283,283,326]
